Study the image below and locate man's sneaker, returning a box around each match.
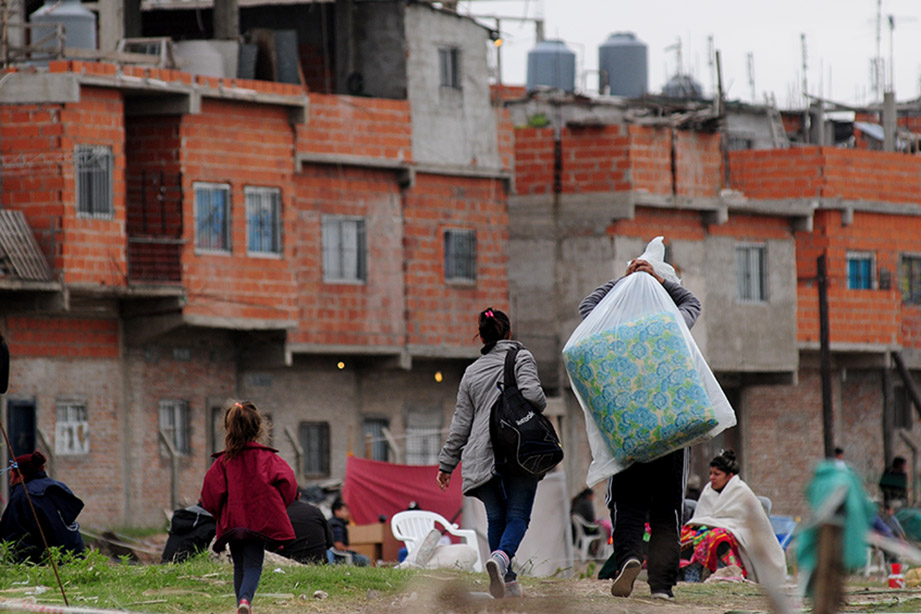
[504,580,522,598]
[650,589,675,601]
[237,599,252,614]
[485,550,510,599]
[610,557,642,597]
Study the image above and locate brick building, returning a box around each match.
[0,0,512,527]
[505,92,921,516]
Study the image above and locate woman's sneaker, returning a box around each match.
[504,580,522,598]
[237,599,252,614]
[650,588,675,601]
[485,550,510,599]
[610,557,642,597]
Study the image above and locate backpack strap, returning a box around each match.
[503,347,520,390]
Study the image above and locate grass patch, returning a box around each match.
[0,549,418,613]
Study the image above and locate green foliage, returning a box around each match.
[526,113,551,128]
[0,549,417,613]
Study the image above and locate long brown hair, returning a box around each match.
[222,400,264,461]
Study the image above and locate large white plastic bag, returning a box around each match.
[563,273,736,486]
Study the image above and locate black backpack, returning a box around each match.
[489,347,564,477]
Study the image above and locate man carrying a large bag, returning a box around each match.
[570,236,734,601]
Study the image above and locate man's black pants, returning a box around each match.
[604,448,688,593]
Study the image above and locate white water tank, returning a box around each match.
[30,0,97,51]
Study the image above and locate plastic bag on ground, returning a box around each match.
[563,272,736,485]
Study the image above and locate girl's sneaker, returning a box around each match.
[504,580,522,598]
[485,550,510,599]
[237,599,252,614]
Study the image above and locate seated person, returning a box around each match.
[0,451,85,563]
[326,500,371,567]
[680,450,785,584]
[880,457,908,506]
[270,498,334,564]
[161,503,216,563]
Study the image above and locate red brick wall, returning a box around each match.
[561,125,630,193]
[629,125,672,195]
[675,130,721,197]
[513,127,555,196]
[58,87,127,286]
[611,208,706,242]
[496,107,514,173]
[823,149,921,202]
[179,99,298,325]
[290,165,405,348]
[297,94,411,161]
[125,116,182,237]
[5,316,119,359]
[728,147,824,199]
[0,103,65,270]
[403,174,509,348]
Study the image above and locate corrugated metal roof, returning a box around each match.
[854,121,884,141]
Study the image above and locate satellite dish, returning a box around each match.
[0,334,8,394]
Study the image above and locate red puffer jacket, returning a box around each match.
[200,442,297,550]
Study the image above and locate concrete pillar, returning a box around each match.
[98,0,141,52]
[883,91,897,152]
[809,100,825,146]
[213,0,239,41]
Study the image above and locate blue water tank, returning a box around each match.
[662,74,704,100]
[30,0,97,52]
[526,40,576,93]
[598,32,647,97]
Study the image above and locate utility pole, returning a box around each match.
[817,254,834,458]
[801,33,808,104]
[747,52,756,103]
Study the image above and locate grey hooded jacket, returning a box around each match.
[438,339,547,494]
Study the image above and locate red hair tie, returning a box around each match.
[485,309,494,318]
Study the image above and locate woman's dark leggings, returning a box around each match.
[229,539,265,603]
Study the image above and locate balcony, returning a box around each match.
[126,170,183,284]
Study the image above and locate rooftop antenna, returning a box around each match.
[747,51,756,103]
[875,0,882,98]
[664,37,682,76]
[801,33,808,105]
[888,14,895,91]
[708,35,715,95]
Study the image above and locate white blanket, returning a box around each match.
[688,475,786,584]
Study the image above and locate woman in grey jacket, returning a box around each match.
[436,307,547,599]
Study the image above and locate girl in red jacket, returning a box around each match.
[201,401,298,614]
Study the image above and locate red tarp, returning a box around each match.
[341,456,464,525]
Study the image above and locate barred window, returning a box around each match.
[736,243,766,302]
[438,47,461,89]
[245,186,282,255]
[159,399,191,456]
[405,411,442,466]
[444,228,476,283]
[322,216,366,283]
[55,401,89,455]
[194,183,231,251]
[75,145,114,218]
[298,421,330,476]
[363,418,390,462]
[900,255,921,304]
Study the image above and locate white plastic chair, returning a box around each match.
[571,514,607,561]
[391,510,483,572]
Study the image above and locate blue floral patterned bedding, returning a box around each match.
[563,311,718,464]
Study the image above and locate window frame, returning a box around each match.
[846,251,876,290]
[74,144,114,219]
[245,186,283,257]
[158,399,191,456]
[735,242,767,303]
[55,399,89,456]
[193,182,232,253]
[298,421,331,477]
[322,215,367,284]
[438,46,462,89]
[443,227,477,284]
[900,253,921,304]
[362,417,390,462]
[404,410,443,466]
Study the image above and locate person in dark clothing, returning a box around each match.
[579,243,701,601]
[271,499,334,564]
[880,457,908,505]
[327,500,370,566]
[0,450,85,563]
[161,504,216,563]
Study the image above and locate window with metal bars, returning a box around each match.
[159,399,191,456]
[298,421,330,476]
[245,186,282,255]
[438,47,461,89]
[444,228,476,283]
[75,145,114,218]
[900,255,921,304]
[404,411,442,465]
[55,401,89,455]
[736,243,766,302]
[322,216,366,282]
[194,183,231,251]
[846,251,875,290]
[363,418,389,462]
